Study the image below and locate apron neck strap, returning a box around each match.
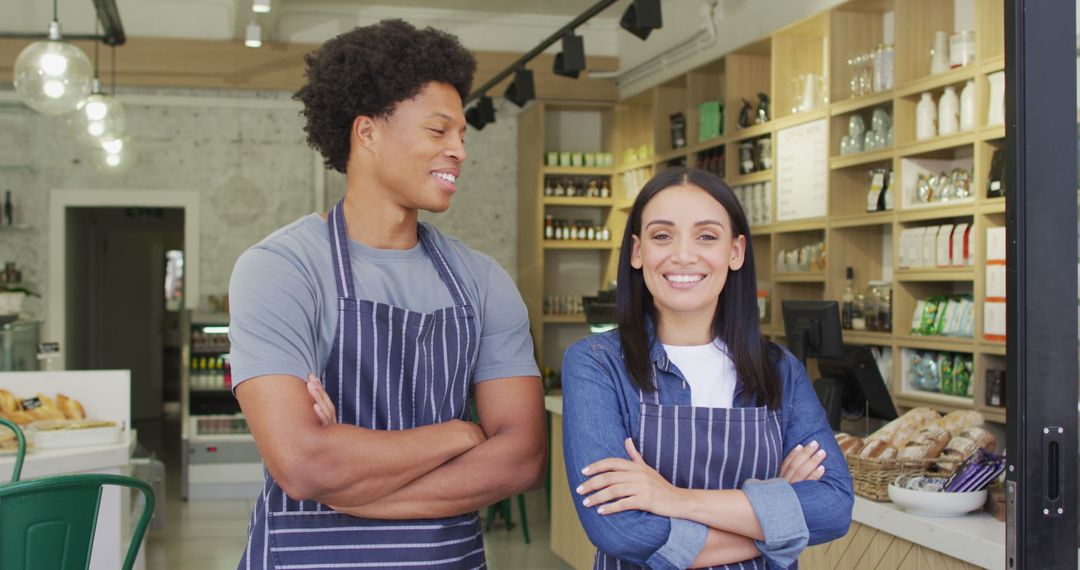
[328,199,357,300]
[328,200,470,307]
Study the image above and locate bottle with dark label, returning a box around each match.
[2,191,12,227]
[841,266,855,329]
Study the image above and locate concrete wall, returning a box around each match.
[0,88,521,341]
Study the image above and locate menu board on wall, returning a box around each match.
[776,118,828,221]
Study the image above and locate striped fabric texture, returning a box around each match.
[239,200,485,569]
[595,388,783,570]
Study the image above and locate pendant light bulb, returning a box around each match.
[96,135,136,174]
[69,79,126,146]
[13,20,94,115]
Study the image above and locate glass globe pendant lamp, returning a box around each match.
[70,78,126,145]
[13,16,94,116]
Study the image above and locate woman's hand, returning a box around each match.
[576,438,688,519]
[779,440,826,483]
[306,374,337,426]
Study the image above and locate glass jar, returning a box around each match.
[865,282,882,331]
[851,292,867,330]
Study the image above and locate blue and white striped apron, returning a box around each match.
[239,200,485,569]
[595,387,783,570]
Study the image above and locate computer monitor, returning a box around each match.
[815,345,899,431]
[781,300,845,365]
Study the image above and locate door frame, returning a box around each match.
[48,190,200,370]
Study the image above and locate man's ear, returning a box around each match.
[352,115,378,154]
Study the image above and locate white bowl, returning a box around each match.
[888,480,987,517]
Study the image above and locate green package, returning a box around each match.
[910,300,926,334]
[917,298,941,336]
[929,297,951,335]
[952,353,972,397]
[939,352,955,394]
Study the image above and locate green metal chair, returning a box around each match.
[0,418,156,570]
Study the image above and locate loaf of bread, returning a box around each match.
[932,410,984,436]
[0,390,18,414]
[1,410,35,425]
[835,433,865,457]
[866,407,941,448]
[897,424,952,460]
[56,394,86,420]
[858,438,898,460]
[935,426,998,470]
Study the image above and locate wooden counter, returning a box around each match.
[546,395,1004,570]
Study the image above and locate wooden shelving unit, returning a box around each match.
[517,0,1007,423]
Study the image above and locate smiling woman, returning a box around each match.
[560,167,854,569]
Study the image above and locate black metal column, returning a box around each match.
[1005,0,1078,568]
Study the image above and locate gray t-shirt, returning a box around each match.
[228,214,539,388]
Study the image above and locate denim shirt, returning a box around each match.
[561,329,854,569]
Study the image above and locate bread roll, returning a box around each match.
[859,438,897,460]
[932,410,984,436]
[897,424,952,460]
[2,411,35,425]
[835,433,865,457]
[0,390,18,414]
[57,394,86,420]
[935,426,998,470]
[867,407,941,448]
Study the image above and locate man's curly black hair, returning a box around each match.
[294,19,477,173]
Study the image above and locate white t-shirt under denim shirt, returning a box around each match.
[661,340,737,408]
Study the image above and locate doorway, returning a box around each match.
[65,206,184,456]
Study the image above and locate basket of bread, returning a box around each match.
[837,408,997,501]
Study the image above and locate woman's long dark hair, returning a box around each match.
[616,167,783,409]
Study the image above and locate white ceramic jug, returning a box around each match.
[916,92,937,140]
[938,86,959,135]
[959,80,976,131]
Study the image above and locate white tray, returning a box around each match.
[31,422,122,450]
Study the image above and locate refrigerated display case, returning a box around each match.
[181,312,263,500]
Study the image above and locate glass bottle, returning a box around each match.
[544,214,554,240]
[554,179,565,197]
[566,179,577,197]
[587,180,599,198]
[841,267,855,330]
[544,178,554,196]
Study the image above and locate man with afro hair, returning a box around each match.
[230,19,545,569]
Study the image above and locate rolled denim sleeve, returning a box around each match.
[742,478,808,568]
[782,352,855,545]
[562,339,708,569]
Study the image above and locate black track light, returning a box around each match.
[466,95,496,130]
[620,0,663,41]
[553,32,586,78]
[504,68,535,108]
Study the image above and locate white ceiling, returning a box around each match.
[0,0,626,55]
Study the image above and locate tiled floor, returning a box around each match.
[142,418,570,569]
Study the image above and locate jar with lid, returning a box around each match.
[878,282,892,332]
[851,292,867,331]
[864,282,883,331]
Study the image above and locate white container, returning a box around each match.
[949,30,975,68]
[931,31,950,75]
[916,92,937,140]
[30,419,123,449]
[888,480,987,517]
[959,80,976,131]
[987,71,1006,126]
[0,292,25,317]
[938,86,960,135]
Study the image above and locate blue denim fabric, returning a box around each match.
[561,329,854,569]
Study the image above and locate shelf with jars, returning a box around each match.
[517,0,1007,434]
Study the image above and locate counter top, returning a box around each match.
[0,430,134,480]
[545,394,1006,569]
[853,497,1003,569]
